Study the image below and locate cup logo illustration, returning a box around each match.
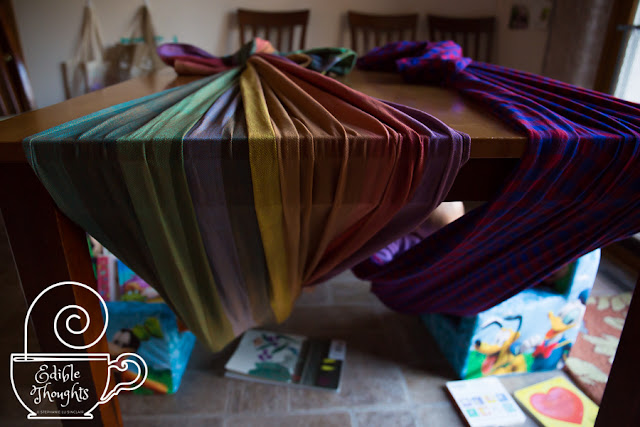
[10,281,147,420]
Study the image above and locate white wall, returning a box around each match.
[13,0,549,108]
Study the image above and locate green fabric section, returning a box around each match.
[288,47,357,75]
[23,78,218,320]
[116,68,240,350]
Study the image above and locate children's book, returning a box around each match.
[446,377,526,426]
[224,329,346,391]
[513,376,598,427]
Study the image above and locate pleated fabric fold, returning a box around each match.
[24,40,469,351]
[354,41,640,316]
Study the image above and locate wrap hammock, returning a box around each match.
[355,41,640,315]
[23,40,469,351]
[23,39,640,352]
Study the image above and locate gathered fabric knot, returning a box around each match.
[157,38,277,75]
[356,40,472,85]
[157,38,357,76]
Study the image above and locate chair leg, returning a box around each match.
[0,163,122,427]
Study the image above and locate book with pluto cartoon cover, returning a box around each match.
[514,376,598,426]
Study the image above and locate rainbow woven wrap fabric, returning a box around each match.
[23,40,470,351]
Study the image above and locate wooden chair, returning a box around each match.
[0,0,35,116]
[347,11,418,55]
[237,9,309,52]
[427,15,496,62]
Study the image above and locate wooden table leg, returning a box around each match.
[0,163,122,427]
[596,273,640,426]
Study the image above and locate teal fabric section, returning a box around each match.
[23,77,216,285]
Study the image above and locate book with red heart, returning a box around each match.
[513,376,598,426]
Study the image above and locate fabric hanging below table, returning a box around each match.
[23,40,469,351]
[25,38,639,353]
[355,41,640,315]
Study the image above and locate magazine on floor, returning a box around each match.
[446,377,526,426]
[224,329,346,391]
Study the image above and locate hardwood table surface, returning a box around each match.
[337,70,526,158]
[0,67,526,163]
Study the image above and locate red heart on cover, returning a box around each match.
[530,387,583,424]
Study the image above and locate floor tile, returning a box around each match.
[123,416,224,427]
[329,276,385,308]
[415,404,466,427]
[187,339,238,373]
[270,305,387,337]
[118,369,230,416]
[226,379,289,414]
[224,412,351,427]
[354,410,417,427]
[402,363,457,405]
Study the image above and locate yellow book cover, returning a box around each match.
[514,376,598,427]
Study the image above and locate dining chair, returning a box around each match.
[237,8,310,52]
[347,11,418,55]
[0,0,35,116]
[426,15,496,62]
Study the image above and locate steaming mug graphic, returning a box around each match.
[10,281,147,420]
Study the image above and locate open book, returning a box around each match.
[446,377,526,426]
[224,329,346,391]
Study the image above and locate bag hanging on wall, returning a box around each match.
[111,3,165,81]
[62,1,110,99]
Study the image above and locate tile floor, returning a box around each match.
[0,213,634,426]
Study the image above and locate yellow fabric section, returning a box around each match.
[240,61,291,322]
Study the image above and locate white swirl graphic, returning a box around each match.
[23,281,109,353]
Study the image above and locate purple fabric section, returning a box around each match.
[157,43,218,62]
[371,233,423,265]
[183,87,274,333]
[357,40,472,84]
[353,41,640,316]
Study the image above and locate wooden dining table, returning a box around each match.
[0,68,637,426]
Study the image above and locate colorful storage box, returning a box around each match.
[421,249,600,379]
[101,261,196,394]
[105,301,196,394]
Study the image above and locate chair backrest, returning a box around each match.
[427,15,496,62]
[0,0,35,115]
[347,11,418,55]
[237,9,309,52]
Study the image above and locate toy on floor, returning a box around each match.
[88,243,196,395]
[422,249,600,379]
[472,315,528,376]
